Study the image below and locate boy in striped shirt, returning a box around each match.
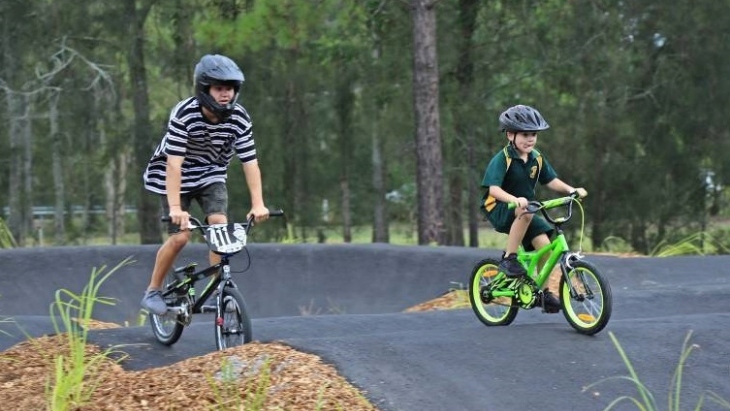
[141,54,271,315]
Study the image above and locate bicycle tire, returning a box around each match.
[149,270,186,346]
[214,286,252,350]
[559,260,612,335]
[469,258,519,326]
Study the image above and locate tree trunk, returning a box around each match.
[466,141,479,247]
[455,0,479,247]
[411,0,445,245]
[126,0,161,244]
[336,71,355,243]
[49,90,66,245]
[368,13,389,244]
[371,122,389,243]
[21,94,33,245]
[6,92,23,243]
[446,167,464,245]
[281,55,309,242]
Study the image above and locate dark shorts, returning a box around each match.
[161,182,228,234]
[484,202,553,251]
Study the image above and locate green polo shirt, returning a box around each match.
[480,145,557,212]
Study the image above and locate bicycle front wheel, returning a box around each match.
[149,271,185,346]
[559,260,612,335]
[469,258,519,326]
[214,286,252,350]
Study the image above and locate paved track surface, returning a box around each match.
[2,245,730,411]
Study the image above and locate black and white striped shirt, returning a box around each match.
[143,97,257,194]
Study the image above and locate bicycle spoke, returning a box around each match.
[469,258,520,326]
[561,261,612,335]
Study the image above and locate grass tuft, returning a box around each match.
[586,331,730,411]
[0,217,17,248]
[46,257,133,411]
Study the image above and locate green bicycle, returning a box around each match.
[468,193,612,335]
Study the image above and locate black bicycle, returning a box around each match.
[149,210,284,349]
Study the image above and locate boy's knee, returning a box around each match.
[531,233,551,250]
[514,211,533,223]
[167,232,190,249]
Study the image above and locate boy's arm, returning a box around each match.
[166,155,190,228]
[489,186,528,208]
[242,160,269,221]
[546,178,587,198]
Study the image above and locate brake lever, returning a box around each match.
[525,201,542,214]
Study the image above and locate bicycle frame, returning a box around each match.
[490,195,579,300]
[517,232,569,288]
[164,256,237,316]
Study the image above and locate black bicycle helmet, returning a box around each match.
[499,105,550,132]
[194,54,245,121]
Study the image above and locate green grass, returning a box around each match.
[207,356,272,410]
[27,221,510,248]
[277,223,509,248]
[46,258,132,411]
[0,217,17,248]
[586,331,730,411]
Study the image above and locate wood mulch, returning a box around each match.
[0,297,462,411]
[0,333,381,411]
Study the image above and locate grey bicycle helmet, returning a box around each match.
[194,54,245,120]
[499,105,550,132]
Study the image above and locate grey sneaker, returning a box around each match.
[141,289,168,315]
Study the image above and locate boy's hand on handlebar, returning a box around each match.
[169,207,190,229]
[572,188,588,199]
[509,197,528,209]
[247,205,270,224]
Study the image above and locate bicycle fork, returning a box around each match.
[560,252,594,301]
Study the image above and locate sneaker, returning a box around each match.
[537,289,561,313]
[498,253,527,278]
[141,289,168,315]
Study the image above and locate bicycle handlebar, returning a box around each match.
[161,208,285,235]
[507,193,583,226]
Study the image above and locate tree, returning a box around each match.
[411,0,445,245]
[0,0,40,244]
[443,0,480,247]
[125,0,161,245]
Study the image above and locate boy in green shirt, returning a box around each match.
[480,105,587,312]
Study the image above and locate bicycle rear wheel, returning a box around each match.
[559,260,612,335]
[469,258,519,326]
[214,286,252,350]
[149,270,186,346]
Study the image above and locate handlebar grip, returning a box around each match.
[160,215,203,228]
[269,209,285,217]
[570,189,587,199]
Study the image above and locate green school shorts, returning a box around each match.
[484,202,553,251]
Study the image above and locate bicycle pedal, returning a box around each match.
[166,306,186,315]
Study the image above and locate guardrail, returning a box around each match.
[2,205,137,218]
